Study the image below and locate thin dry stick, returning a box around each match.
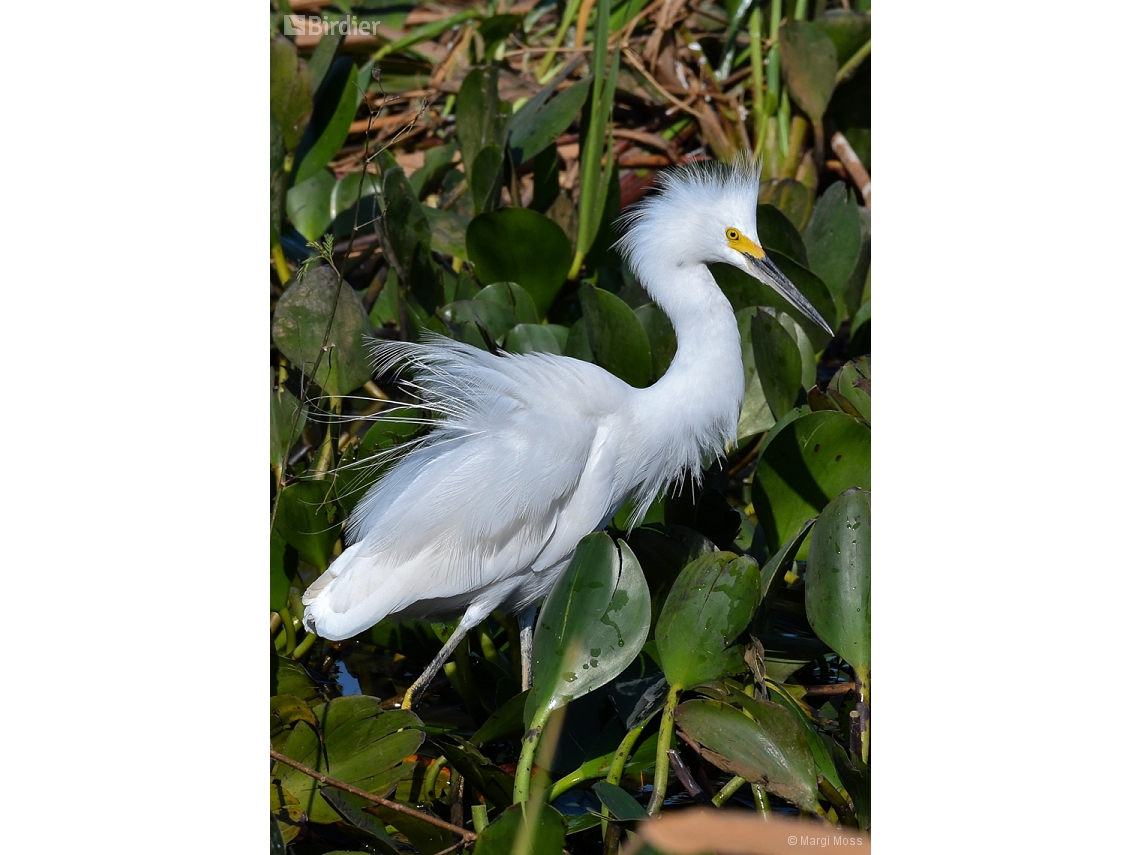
[830,130,871,209]
[269,748,477,843]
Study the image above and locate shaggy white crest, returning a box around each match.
[302,159,829,708]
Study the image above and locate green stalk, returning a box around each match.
[513,707,552,804]
[598,717,650,846]
[752,782,770,814]
[423,755,446,796]
[373,8,480,62]
[291,630,317,659]
[793,0,809,20]
[836,39,871,84]
[647,684,682,816]
[536,0,582,81]
[443,634,483,721]
[279,605,296,654]
[779,115,808,179]
[748,7,764,157]
[712,775,746,807]
[471,803,489,834]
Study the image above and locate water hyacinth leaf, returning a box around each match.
[803,183,863,315]
[779,312,818,393]
[579,282,653,388]
[779,21,838,123]
[294,58,362,185]
[273,698,424,824]
[471,689,528,745]
[378,163,433,282]
[285,168,336,242]
[735,308,776,442]
[593,781,649,821]
[815,9,872,67]
[434,735,515,811]
[270,528,295,612]
[509,75,592,165]
[752,410,870,553]
[762,681,844,791]
[474,801,566,855]
[273,480,339,571]
[408,141,458,199]
[270,370,307,468]
[457,65,509,181]
[271,264,373,396]
[369,804,451,855]
[470,143,505,214]
[754,633,832,682]
[330,170,383,219]
[827,355,871,425]
[844,206,872,319]
[849,300,871,357]
[439,298,517,342]
[806,488,871,674]
[755,204,809,267]
[655,552,762,689]
[319,788,402,855]
[675,698,819,811]
[756,517,815,612]
[765,250,838,347]
[270,35,312,152]
[525,534,651,725]
[635,303,677,382]
[759,179,811,231]
[423,206,469,260]
[305,29,344,95]
[507,323,564,355]
[467,208,573,317]
[752,308,803,422]
[476,281,539,324]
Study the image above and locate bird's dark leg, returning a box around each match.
[518,604,537,691]
[401,622,472,710]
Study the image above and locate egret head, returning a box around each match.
[616,159,833,335]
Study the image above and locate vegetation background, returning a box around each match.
[270,2,871,852]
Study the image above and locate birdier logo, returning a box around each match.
[282,15,381,38]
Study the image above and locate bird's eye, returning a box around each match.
[726,228,740,241]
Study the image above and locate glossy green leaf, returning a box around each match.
[752,308,803,422]
[579,283,652,388]
[369,804,450,855]
[273,698,424,824]
[779,21,838,122]
[525,534,651,724]
[844,206,872,319]
[656,552,762,689]
[476,281,539,324]
[294,59,363,185]
[756,517,815,614]
[434,735,515,811]
[753,633,832,682]
[509,76,592,165]
[849,299,871,357]
[759,179,811,231]
[378,164,432,281]
[816,9,872,67]
[752,410,870,553]
[763,681,844,792]
[803,183,863,317]
[736,308,776,442]
[470,143,505,214]
[270,370,306,468]
[471,689,528,745]
[467,208,572,317]
[273,480,339,571]
[271,264,373,396]
[806,488,870,673]
[319,789,401,855]
[675,698,819,811]
[474,801,566,855]
[439,298,517,342]
[305,30,343,94]
[635,303,677,382]
[506,323,564,355]
[827,355,871,425]
[285,168,336,242]
[755,204,808,267]
[457,66,509,185]
[270,529,295,612]
[593,781,649,821]
[270,35,312,152]
[423,205,469,259]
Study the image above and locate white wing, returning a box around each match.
[302,338,633,640]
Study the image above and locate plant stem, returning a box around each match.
[471,803,489,833]
[597,717,650,843]
[793,0,809,21]
[291,630,317,659]
[513,707,551,804]
[647,684,682,816]
[279,605,296,654]
[272,242,291,284]
[712,775,746,807]
[752,782,770,814]
[748,7,764,157]
[836,39,871,85]
[779,115,808,179]
[536,0,582,81]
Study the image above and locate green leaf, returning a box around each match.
[285,168,336,242]
[439,298,517,343]
[270,529,295,612]
[509,76,592,165]
[434,735,515,811]
[467,208,572,318]
[815,9,872,68]
[368,804,451,855]
[270,369,307,468]
[806,488,870,674]
[756,517,816,614]
[271,115,287,242]
[457,66,509,185]
[273,698,424,824]
[763,681,844,792]
[579,283,652,388]
[755,204,808,267]
[779,21,838,122]
[479,13,522,47]
[826,355,871,425]
[759,179,811,231]
[471,690,528,745]
[752,411,870,554]
[655,552,762,689]
[849,300,870,357]
[675,698,819,811]
[294,58,363,185]
[476,281,539,324]
[318,789,402,855]
[474,802,566,855]
[752,308,803,422]
[423,206,469,260]
[592,781,649,821]
[506,323,564,355]
[270,35,312,152]
[525,534,652,725]
[470,144,505,215]
[736,308,775,442]
[270,264,374,396]
[803,183,863,318]
[634,303,677,383]
[273,480,339,571]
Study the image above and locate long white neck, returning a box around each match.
[620,259,744,522]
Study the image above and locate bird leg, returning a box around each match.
[518,604,537,691]
[401,622,473,710]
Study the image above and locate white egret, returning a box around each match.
[302,160,832,708]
